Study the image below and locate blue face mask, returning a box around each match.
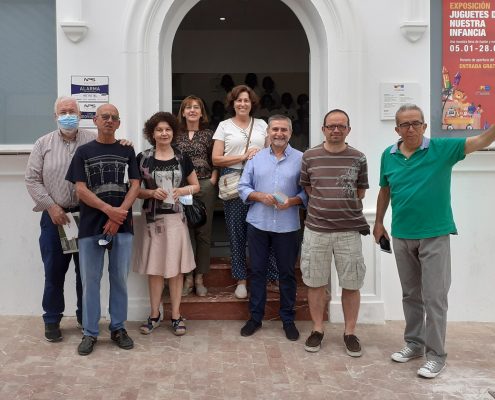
[57,114,79,130]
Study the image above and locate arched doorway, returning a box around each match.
[122,0,339,152]
[171,0,310,152]
[170,0,310,254]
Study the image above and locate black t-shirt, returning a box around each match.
[136,151,194,214]
[65,140,140,238]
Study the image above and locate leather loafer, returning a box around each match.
[45,322,62,342]
[240,319,261,337]
[283,322,300,341]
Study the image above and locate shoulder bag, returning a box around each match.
[183,197,207,228]
[218,118,254,201]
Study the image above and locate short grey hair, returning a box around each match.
[53,96,80,114]
[395,104,424,125]
[267,114,292,131]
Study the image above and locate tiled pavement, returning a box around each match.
[0,317,494,400]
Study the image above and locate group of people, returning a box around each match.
[25,86,495,379]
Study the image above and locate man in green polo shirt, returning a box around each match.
[373,103,495,379]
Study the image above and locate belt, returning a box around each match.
[63,206,80,213]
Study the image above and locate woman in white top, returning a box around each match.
[212,85,278,298]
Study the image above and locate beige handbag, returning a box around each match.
[218,170,243,200]
[218,118,254,201]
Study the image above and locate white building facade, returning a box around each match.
[1,0,494,323]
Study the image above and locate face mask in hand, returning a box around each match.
[57,114,79,132]
[179,194,193,205]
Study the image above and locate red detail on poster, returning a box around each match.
[442,0,494,130]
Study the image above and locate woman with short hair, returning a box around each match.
[133,112,200,336]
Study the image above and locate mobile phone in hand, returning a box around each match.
[379,236,392,253]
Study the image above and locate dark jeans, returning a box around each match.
[247,224,299,323]
[189,178,217,275]
[39,211,82,324]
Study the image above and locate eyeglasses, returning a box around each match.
[324,124,348,132]
[98,235,113,250]
[398,121,424,130]
[99,114,120,122]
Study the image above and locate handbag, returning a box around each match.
[218,170,242,200]
[218,118,254,201]
[183,197,207,228]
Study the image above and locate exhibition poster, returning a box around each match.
[442,0,494,130]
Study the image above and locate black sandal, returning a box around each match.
[140,312,161,335]
[171,316,186,336]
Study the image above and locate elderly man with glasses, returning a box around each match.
[65,104,140,356]
[300,109,369,357]
[373,103,495,378]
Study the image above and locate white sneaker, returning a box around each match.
[391,345,424,363]
[234,283,247,299]
[417,360,445,378]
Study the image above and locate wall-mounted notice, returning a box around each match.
[71,76,109,128]
[442,0,494,130]
[380,83,420,120]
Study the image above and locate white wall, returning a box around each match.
[1,0,495,322]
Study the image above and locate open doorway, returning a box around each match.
[171,0,310,153]
[171,0,310,254]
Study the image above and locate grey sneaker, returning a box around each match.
[417,360,446,378]
[391,345,424,363]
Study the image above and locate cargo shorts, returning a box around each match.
[300,228,366,290]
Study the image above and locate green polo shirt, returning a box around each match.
[379,137,466,239]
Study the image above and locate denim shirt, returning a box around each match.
[238,144,307,233]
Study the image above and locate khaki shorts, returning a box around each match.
[300,228,366,290]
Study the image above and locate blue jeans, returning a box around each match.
[78,233,133,337]
[39,211,82,324]
[247,224,299,323]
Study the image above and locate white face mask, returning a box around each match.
[179,194,193,205]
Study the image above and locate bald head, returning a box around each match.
[93,104,121,140]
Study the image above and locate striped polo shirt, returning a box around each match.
[25,129,96,211]
[300,143,369,233]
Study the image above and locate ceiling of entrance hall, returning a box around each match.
[178,0,303,30]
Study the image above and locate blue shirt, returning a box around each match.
[238,144,307,233]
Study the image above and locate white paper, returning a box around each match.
[380,82,420,120]
[62,212,79,240]
[155,171,175,205]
